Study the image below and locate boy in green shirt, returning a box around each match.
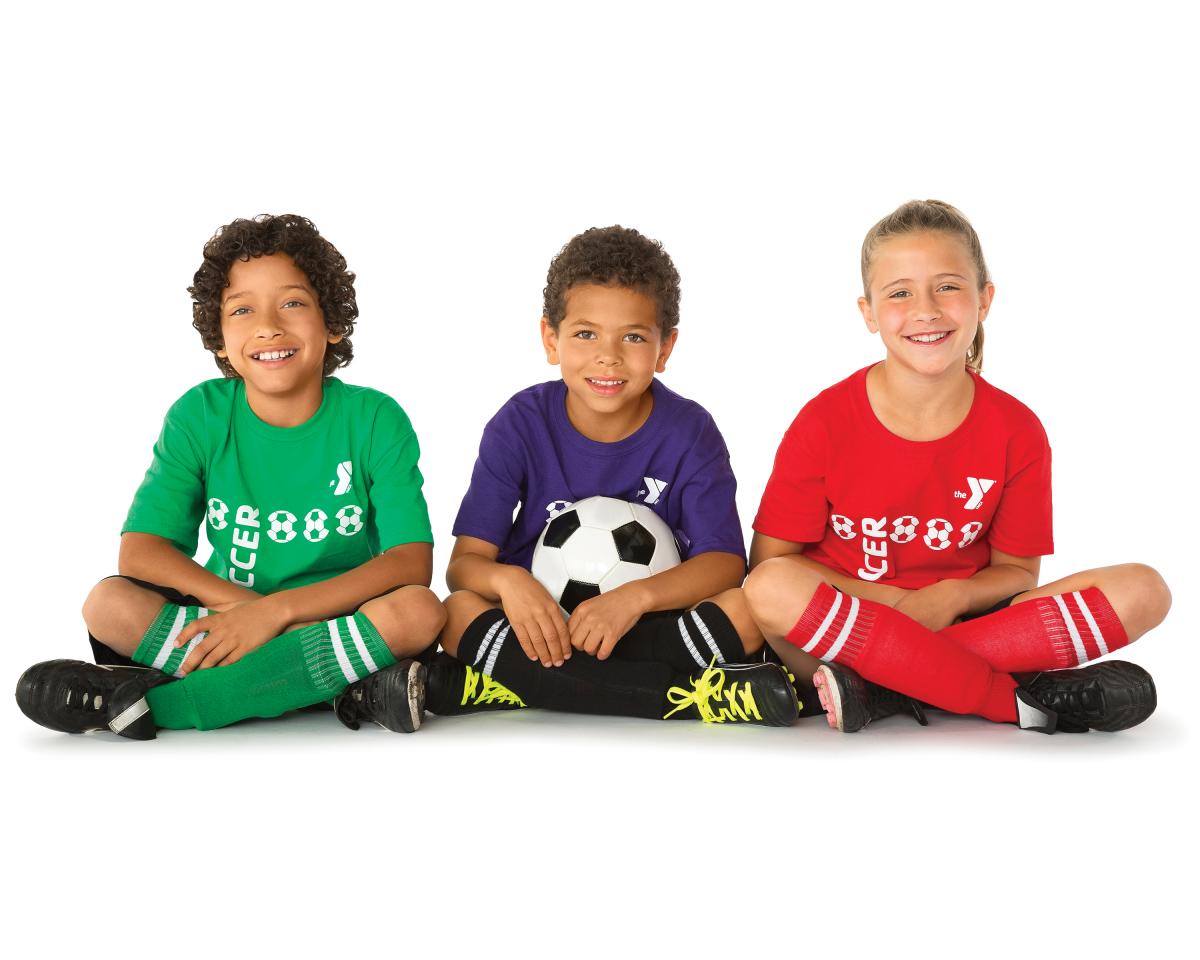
[16,214,444,739]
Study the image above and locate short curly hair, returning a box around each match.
[189,214,357,378]
[542,225,681,336]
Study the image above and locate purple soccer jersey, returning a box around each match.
[453,380,746,570]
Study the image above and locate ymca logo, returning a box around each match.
[330,461,353,495]
[953,477,995,510]
[639,477,668,505]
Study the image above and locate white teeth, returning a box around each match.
[253,349,297,361]
[589,379,624,386]
[908,332,948,343]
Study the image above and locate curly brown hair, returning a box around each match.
[542,225,681,336]
[189,214,357,378]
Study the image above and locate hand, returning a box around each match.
[174,596,290,673]
[568,582,651,660]
[892,580,969,631]
[496,567,571,667]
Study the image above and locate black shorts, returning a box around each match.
[958,594,1018,622]
[88,575,202,668]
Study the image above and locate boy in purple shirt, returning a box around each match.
[427,226,797,724]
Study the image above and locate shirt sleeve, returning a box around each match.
[451,406,526,549]
[367,397,434,550]
[121,393,207,555]
[752,401,831,544]
[987,410,1054,557]
[675,414,745,561]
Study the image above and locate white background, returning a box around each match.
[3,2,1195,957]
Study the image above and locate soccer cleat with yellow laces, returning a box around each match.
[663,662,797,726]
[425,652,528,716]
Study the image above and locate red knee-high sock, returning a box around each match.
[941,587,1128,672]
[784,583,1018,722]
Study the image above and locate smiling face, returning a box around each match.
[541,283,678,442]
[218,253,339,416]
[858,230,994,380]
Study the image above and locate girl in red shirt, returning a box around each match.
[743,200,1168,733]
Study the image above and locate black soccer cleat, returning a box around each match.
[663,661,798,726]
[425,652,527,716]
[1016,661,1157,733]
[15,659,174,741]
[334,659,426,733]
[812,662,929,733]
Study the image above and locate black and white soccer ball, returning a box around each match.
[531,496,681,615]
[268,509,297,544]
[924,518,954,550]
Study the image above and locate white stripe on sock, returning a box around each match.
[328,620,359,684]
[677,616,707,668]
[1053,594,1089,665]
[171,610,209,678]
[822,596,860,663]
[345,615,379,675]
[803,591,842,654]
[473,617,506,667]
[483,625,510,678]
[690,610,725,665]
[151,605,189,671]
[1073,591,1109,657]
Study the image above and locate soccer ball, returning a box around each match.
[336,504,364,536]
[207,498,229,531]
[890,515,919,543]
[830,514,856,540]
[268,510,297,544]
[531,496,681,615]
[924,518,954,550]
[304,508,329,542]
[958,521,984,548]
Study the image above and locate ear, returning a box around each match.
[655,328,679,373]
[858,296,879,334]
[327,331,344,345]
[540,317,559,365]
[216,346,228,359]
[977,281,995,324]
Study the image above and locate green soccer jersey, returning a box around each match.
[123,378,433,594]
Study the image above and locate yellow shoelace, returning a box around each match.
[463,665,526,708]
[663,664,764,723]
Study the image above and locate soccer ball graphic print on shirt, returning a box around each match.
[531,497,681,614]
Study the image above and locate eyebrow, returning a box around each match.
[566,318,655,332]
[222,284,313,305]
[881,272,970,290]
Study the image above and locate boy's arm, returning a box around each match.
[568,550,745,660]
[172,542,433,674]
[892,548,1040,631]
[447,535,571,667]
[119,532,259,606]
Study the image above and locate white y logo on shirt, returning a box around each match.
[640,477,668,505]
[330,461,353,496]
[964,477,995,510]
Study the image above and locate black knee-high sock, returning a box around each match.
[457,608,682,720]
[613,602,748,672]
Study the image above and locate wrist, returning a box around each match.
[258,591,294,626]
[620,578,655,615]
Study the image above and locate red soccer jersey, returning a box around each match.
[753,366,1053,588]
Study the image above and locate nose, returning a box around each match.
[912,289,940,323]
[593,335,623,365]
[254,311,285,339]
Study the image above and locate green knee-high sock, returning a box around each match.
[131,602,211,676]
[142,612,396,730]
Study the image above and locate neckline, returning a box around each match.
[551,379,664,457]
[855,363,981,448]
[235,377,340,441]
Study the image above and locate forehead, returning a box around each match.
[870,231,975,283]
[563,283,659,328]
[224,252,312,297]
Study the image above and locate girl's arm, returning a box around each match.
[749,532,907,607]
[893,548,1040,630]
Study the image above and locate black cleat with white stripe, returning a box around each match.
[15,659,173,740]
[334,659,426,733]
[1016,660,1157,733]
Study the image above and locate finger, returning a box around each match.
[536,612,566,665]
[176,616,212,648]
[584,627,604,658]
[524,620,553,667]
[552,611,571,661]
[197,638,236,672]
[179,631,216,674]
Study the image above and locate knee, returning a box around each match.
[81,577,135,634]
[1125,563,1172,628]
[743,557,820,635]
[363,585,447,656]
